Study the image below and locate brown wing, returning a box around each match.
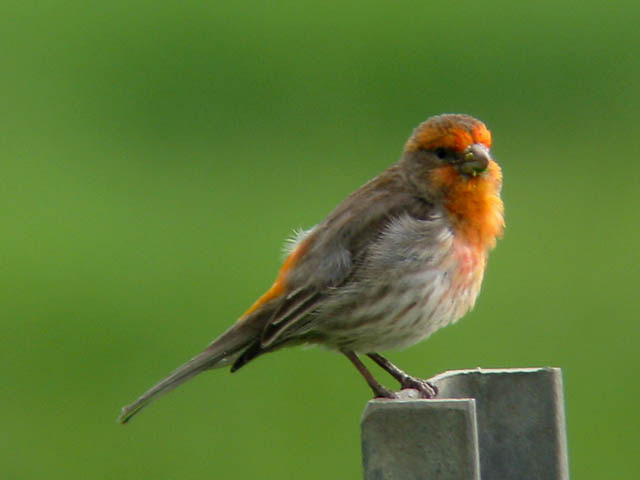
[231,166,436,371]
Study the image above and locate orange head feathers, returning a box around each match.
[405,114,492,153]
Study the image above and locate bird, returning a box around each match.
[118,113,504,424]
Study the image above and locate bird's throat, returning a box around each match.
[431,161,504,251]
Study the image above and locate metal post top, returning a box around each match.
[430,366,561,380]
[361,367,569,480]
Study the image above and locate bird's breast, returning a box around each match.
[430,159,504,252]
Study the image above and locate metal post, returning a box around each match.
[361,391,480,480]
[361,367,569,480]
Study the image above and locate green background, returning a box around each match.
[2,1,638,478]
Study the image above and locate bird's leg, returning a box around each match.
[367,353,438,399]
[342,350,398,399]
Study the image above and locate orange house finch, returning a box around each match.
[118,113,504,424]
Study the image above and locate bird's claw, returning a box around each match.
[400,377,438,398]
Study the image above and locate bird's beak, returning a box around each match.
[459,143,490,177]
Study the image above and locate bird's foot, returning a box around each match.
[365,353,438,399]
[399,377,438,399]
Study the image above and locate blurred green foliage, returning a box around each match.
[1,1,639,478]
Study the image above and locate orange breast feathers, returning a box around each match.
[430,160,504,252]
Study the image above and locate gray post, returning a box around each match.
[362,393,481,480]
[361,367,569,480]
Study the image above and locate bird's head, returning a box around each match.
[403,113,494,180]
[401,114,504,249]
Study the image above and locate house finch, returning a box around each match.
[118,113,504,424]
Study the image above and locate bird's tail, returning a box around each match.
[118,320,259,424]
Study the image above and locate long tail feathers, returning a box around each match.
[118,322,257,424]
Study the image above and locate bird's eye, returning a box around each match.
[435,148,447,159]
